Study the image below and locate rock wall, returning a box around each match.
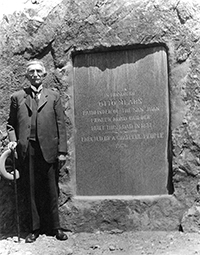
[1,0,200,235]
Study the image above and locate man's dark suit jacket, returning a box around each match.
[7,86,67,163]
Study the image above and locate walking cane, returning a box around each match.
[11,148,20,243]
[0,148,20,242]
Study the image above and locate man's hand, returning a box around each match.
[8,141,17,150]
[8,141,18,158]
[58,154,66,161]
[58,154,66,169]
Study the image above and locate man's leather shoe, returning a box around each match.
[25,229,40,243]
[54,229,68,241]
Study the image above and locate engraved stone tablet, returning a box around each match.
[74,46,169,195]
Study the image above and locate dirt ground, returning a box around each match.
[1,230,200,255]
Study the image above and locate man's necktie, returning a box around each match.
[34,92,39,105]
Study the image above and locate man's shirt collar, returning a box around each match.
[31,85,43,93]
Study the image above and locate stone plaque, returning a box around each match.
[73,46,169,196]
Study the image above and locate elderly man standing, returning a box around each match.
[7,60,68,242]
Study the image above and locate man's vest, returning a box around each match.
[29,94,39,141]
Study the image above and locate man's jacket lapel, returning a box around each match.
[24,87,32,114]
[38,88,48,111]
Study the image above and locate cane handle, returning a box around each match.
[0,149,20,180]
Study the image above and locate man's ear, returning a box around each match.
[25,73,30,79]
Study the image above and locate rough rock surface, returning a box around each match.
[1,0,200,235]
[181,205,200,232]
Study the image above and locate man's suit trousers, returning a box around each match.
[26,140,60,232]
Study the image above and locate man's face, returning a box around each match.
[26,63,46,87]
